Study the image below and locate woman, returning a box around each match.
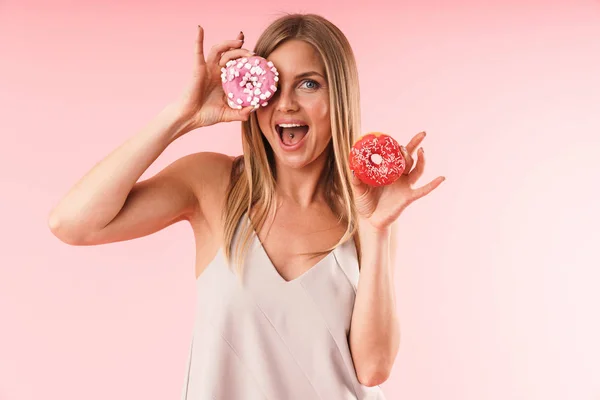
[49,13,445,400]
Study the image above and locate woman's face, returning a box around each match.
[256,39,331,169]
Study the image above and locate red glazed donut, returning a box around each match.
[349,132,406,187]
[221,56,279,110]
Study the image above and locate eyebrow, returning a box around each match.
[294,71,326,80]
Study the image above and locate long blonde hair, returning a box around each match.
[222,13,362,278]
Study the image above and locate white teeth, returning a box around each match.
[278,123,306,128]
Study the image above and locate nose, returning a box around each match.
[274,85,299,113]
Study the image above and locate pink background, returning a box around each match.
[1,0,600,399]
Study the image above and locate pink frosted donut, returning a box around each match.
[221,56,279,110]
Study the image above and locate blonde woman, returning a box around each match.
[49,13,445,400]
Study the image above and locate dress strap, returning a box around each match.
[332,237,360,292]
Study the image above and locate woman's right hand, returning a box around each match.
[175,26,256,130]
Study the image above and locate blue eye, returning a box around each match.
[300,79,320,90]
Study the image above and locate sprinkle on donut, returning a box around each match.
[221,56,279,110]
[349,132,406,187]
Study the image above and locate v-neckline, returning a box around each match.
[245,213,337,284]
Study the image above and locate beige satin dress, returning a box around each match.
[180,212,386,399]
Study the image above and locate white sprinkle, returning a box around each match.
[246,83,253,89]
[237,105,242,109]
[254,88,261,95]
[226,60,234,67]
[256,82,262,88]
[241,58,248,63]
[239,81,246,86]
[259,94,266,100]
[265,90,271,97]
[228,74,234,81]
[244,63,251,69]
[274,76,279,82]
[228,93,234,98]
[261,102,268,107]
[243,88,251,94]
[270,85,277,92]
[236,98,243,104]
[250,76,258,82]
[250,67,256,74]
[267,61,273,67]
[254,59,260,65]
[221,67,227,73]
[237,62,243,69]
[246,96,252,102]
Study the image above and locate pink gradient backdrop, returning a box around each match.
[1,0,599,399]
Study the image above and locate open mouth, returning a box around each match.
[276,124,310,146]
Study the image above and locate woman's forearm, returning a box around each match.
[349,220,400,387]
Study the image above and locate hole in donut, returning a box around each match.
[370,153,383,165]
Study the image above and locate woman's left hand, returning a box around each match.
[351,131,446,231]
